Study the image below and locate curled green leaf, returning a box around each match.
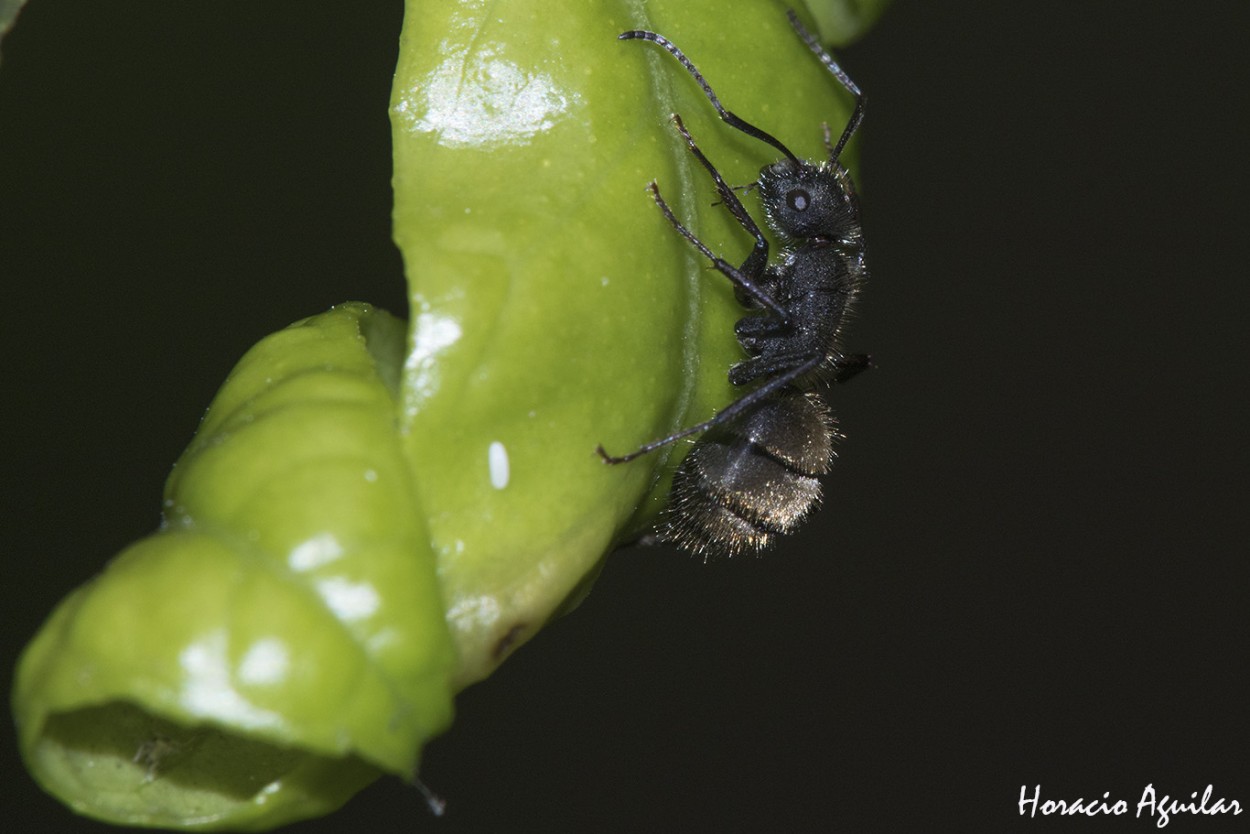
[14,0,877,828]
[391,0,863,685]
[14,304,455,829]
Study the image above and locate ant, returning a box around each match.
[596,10,871,558]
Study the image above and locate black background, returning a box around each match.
[3,2,1249,831]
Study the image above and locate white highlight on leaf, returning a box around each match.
[488,440,509,490]
[316,578,381,622]
[393,48,577,148]
[446,595,501,634]
[409,312,462,364]
[237,638,290,686]
[406,312,462,402]
[178,632,284,729]
[287,532,344,572]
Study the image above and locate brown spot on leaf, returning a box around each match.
[493,623,527,660]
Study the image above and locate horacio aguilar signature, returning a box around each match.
[1019,784,1242,827]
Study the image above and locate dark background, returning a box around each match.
[3,1,1248,831]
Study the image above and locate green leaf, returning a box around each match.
[391,0,866,685]
[13,0,880,829]
[14,305,456,829]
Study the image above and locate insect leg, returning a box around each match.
[646,181,788,321]
[597,352,824,464]
[832,353,873,383]
[669,114,771,285]
[728,350,822,387]
[732,351,871,388]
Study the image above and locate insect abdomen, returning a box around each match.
[660,390,837,558]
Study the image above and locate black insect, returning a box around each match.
[596,10,871,558]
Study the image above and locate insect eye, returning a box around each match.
[787,188,811,212]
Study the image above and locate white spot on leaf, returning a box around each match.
[446,595,501,634]
[288,532,343,572]
[489,441,509,489]
[316,578,380,622]
[178,632,284,729]
[406,312,463,402]
[237,638,289,686]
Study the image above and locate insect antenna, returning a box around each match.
[619,30,800,165]
[785,9,865,163]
